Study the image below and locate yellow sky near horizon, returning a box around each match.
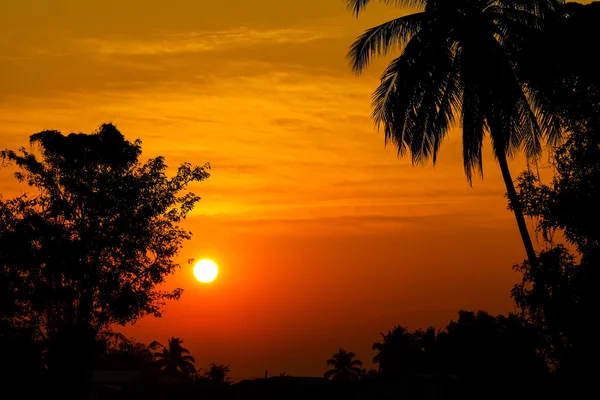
[2,0,587,380]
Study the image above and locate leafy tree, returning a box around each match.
[514,131,600,260]
[512,249,586,375]
[324,349,363,381]
[204,363,231,384]
[345,0,565,270]
[0,123,210,397]
[153,337,196,377]
[513,132,598,383]
[509,5,599,392]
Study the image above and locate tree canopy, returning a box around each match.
[0,123,209,396]
[324,349,364,381]
[0,123,210,337]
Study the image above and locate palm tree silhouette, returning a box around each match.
[372,325,422,377]
[152,337,195,377]
[324,349,363,381]
[346,0,563,270]
[414,326,445,352]
[413,326,451,374]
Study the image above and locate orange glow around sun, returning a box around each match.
[193,259,219,283]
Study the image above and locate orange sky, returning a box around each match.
[1,0,589,380]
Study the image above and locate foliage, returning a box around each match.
[324,349,363,381]
[372,326,421,377]
[345,0,565,270]
[153,337,196,377]
[0,123,210,337]
[95,330,155,371]
[370,311,548,381]
[512,247,586,371]
[526,1,600,128]
[514,130,600,258]
[346,0,561,180]
[0,123,209,395]
[445,311,548,381]
[513,124,598,380]
[204,363,231,384]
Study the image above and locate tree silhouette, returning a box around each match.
[372,325,421,377]
[95,330,154,371]
[512,126,599,386]
[508,5,599,392]
[413,326,444,352]
[324,349,363,381]
[346,0,564,271]
[413,326,449,374]
[526,1,600,128]
[445,310,547,383]
[0,123,210,397]
[153,337,196,377]
[204,363,231,384]
[369,312,547,386]
[514,130,600,260]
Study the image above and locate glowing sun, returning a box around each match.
[193,259,219,283]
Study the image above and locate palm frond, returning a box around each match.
[177,359,196,373]
[459,48,485,183]
[324,369,337,379]
[484,29,545,160]
[348,12,427,73]
[350,0,564,211]
[350,366,364,374]
[153,348,171,359]
[372,24,458,166]
[406,41,458,165]
[148,341,162,350]
[372,42,424,158]
[346,0,426,17]
[505,0,564,22]
[154,359,169,369]
[179,355,195,363]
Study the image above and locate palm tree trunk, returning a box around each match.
[496,150,538,271]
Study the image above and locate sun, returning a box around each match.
[193,259,219,283]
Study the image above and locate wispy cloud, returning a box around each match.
[81,27,341,56]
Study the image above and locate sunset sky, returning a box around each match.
[1,0,589,380]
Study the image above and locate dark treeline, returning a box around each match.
[1,1,599,399]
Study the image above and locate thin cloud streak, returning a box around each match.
[80,27,342,56]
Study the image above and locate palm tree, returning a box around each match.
[413,326,446,352]
[324,349,364,381]
[372,326,422,376]
[413,326,451,374]
[346,0,564,270]
[152,337,196,377]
